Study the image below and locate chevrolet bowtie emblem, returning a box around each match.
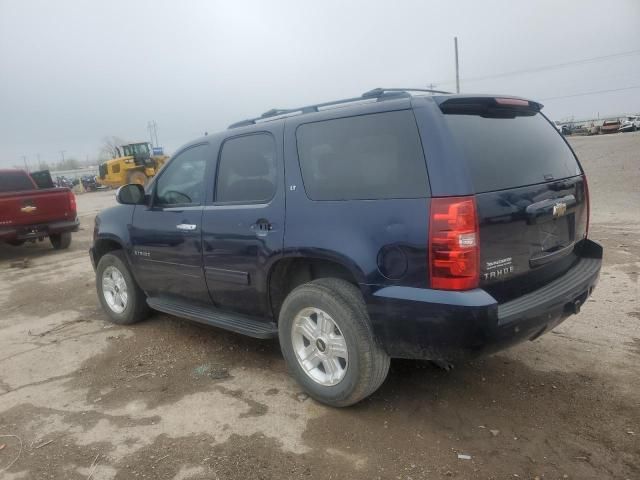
[552,202,567,218]
[20,205,37,213]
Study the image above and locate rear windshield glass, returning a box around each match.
[443,113,581,193]
[0,172,34,193]
[296,110,429,200]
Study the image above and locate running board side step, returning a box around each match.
[147,297,278,339]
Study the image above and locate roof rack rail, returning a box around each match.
[361,87,453,97]
[227,87,452,129]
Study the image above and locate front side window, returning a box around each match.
[216,134,277,203]
[296,110,429,201]
[155,144,208,206]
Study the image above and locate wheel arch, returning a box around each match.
[92,235,129,266]
[266,251,367,321]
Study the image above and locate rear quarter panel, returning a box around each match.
[411,96,475,197]
[282,103,430,292]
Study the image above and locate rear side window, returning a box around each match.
[0,172,34,192]
[443,113,581,193]
[216,134,277,203]
[296,110,429,200]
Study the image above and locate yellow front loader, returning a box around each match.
[97,142,168,188]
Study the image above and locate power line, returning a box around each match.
[540,85,640,101]
[437,48,640,85]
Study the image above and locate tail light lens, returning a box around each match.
[429,196,480,290]
[576,175,590,239]
[68,190,77,213]
[583,175,590,238]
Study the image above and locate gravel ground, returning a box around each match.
[0,132,638,479]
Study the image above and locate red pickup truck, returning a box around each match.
[0,169,79,249]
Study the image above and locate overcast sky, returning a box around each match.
[1,0,639,168]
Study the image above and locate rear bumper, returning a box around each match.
[0,218,80,242]
[366,239,603,361]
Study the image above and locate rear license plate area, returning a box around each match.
[18,225,47,236]
[535,214,574,253]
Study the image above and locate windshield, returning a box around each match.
[121,144,150,157]
[132,143,150,155]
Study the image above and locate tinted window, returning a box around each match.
[0,172,34,192]
[30,170,55,189]
[444,113,581,193]
[296,110,428,200]
[155,144,208,206]
[216,134,277,203]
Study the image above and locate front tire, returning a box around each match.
[96,250,149,325]
[278,278,390,407]
[50,232,72,249]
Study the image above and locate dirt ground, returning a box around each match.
[1,132,638,480]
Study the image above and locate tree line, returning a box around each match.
[15,136,128,172]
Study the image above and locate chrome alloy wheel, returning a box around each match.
[102,265,128,314]
[291,307,349,386]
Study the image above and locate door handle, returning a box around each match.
[251,219,273,230]
[176,223,197,231]
[250,219,273,237]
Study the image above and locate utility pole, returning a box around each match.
[454,36,460,94]
[147,121,159,148]
[427,83,438,94]
[22,155,28,172]
[60,150,66,166]
[147,121,154,147]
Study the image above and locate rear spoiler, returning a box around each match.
[437,96,543,118]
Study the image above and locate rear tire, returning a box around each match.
[50,232,72,249]
[127,170,147,186]
[96,250,149,325]
[278,278,390,407]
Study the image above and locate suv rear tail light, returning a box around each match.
[582,175,590,238]
[68,190,77,213]
[429,196,479,290]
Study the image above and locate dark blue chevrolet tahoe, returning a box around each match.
[91,88,602,406]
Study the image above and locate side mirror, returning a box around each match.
[116,184,146,205]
